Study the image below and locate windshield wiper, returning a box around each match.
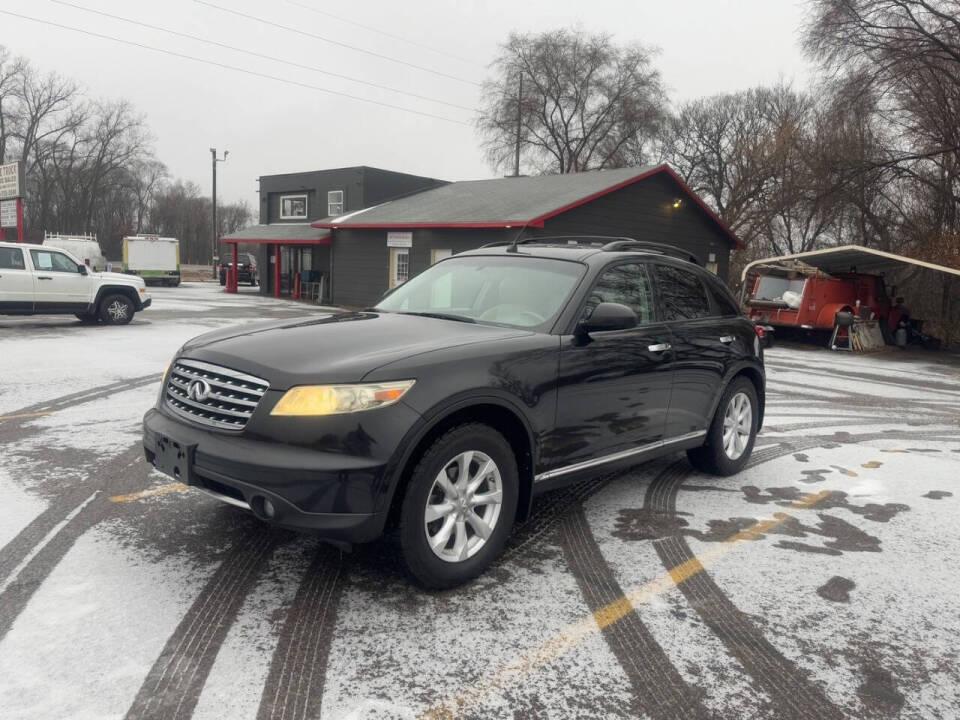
[396,311,475,323]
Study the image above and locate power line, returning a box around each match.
[194,0,481,87]
[285,0,483,68]
[0,9,473,126]
[51,0,475,112]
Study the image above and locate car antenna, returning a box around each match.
[505,224,527,253]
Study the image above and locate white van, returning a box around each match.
[43,233,108,272]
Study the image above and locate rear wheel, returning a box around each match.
[98,294,135,325]
[398,423,518,588]
[686,376,758,476]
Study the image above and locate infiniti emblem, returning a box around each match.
[188,379,212,402]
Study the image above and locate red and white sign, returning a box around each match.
[0,161,24,200]
[0,199,16,227]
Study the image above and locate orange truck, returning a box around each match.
[743,262,893,335]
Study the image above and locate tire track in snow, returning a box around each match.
[557,504,713,720]
[124,528,287,720]
[256,544,344,720]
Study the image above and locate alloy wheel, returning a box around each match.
[723,391,753,460]
[107,300,129,322]
[424,450,503,563]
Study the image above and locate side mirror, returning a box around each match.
[78,264,88,275]
[578,302,638,334]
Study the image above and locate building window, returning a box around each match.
[327,190,344,217]
[431,248,453,264]
[389,247,409,289]
[280,194,308,220]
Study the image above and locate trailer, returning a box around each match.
[43,233,107,272]
[122,236,180,286]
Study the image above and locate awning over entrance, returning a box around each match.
[741,244,960,281]
[220,224,331,245]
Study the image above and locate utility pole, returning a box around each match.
[210,148,229,277]
[513,71,523,177]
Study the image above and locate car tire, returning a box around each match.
[686,376,758,476]
[98,293,135,325]
[74,312,99,324]
[398,423,518,589]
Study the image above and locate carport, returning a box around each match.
[742,244,960,345]
[220,224,331,297]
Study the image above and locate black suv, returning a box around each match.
[143,238,764,587]
[219,253,257,286]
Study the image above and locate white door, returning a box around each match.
[389,247,410,289]
[29,248,92,307]
[0,246,35,311]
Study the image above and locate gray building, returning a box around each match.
[222,164,741,308]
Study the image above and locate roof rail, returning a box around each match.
[601,240,699,265]
[480,235,636,249]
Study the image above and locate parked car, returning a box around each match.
[143,237,764,587]
[42,233,108,272]
[219,253,258,286]
[0,242,151,324]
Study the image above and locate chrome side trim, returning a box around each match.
[534,430,707,483]
[196,486,250,510]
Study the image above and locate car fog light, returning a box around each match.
[263,499,275,519]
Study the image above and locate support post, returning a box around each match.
[16,198,24,243]
[513,70,523,177]
[274,244,281,298]
[225,242,238,293]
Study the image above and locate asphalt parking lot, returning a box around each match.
[1,283,959,720]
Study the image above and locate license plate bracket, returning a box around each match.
[153,433,195,484]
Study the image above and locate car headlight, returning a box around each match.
[270,380,415,416]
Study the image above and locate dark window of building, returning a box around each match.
[584,263,654,324]
[655,264,711,320]
[280,194,308,220]
[0,247,25,269]
[327,190,343,217]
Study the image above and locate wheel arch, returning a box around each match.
[95,285,142,311]
[707,362,766,433]
[385,397,536,532]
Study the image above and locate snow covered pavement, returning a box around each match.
[1,285,958,719]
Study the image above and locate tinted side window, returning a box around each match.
[0,247,25,270]
[708,283,741,316]
[30,249,79,273]
[655,265,711,321]
[583,263,654,324]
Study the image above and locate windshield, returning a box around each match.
[374,255,585,330]
[751,275,807,304]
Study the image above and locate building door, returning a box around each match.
[389,247,409,289]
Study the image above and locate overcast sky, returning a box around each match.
[2,0,813,217]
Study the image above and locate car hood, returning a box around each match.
[94,271,142,285]
[181,311,532,388]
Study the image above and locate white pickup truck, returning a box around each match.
[0,241,151,324]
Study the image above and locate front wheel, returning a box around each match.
[398,423,518,589]
[98,294,135,325]
[686,376,758,476]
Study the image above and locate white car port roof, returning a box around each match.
[741,244,960,282]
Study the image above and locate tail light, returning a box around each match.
[754,325,766,340]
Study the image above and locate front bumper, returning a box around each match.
[140,297,152,310]
[142,405,419,542]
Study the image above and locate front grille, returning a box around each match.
[165,358,269,431]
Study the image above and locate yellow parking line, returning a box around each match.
[110,483,188,503]
[421,489,831,719]
[0,410,52,422]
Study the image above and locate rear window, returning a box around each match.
[654,264,711,321]
[0,247,25,270]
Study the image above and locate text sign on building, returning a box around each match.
[0,161,24,200]
[0,200,16,227]
[387,231,413,248]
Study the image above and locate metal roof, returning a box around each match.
[220,224,331,245]
[311,164,742,248]
[741,245,960,281]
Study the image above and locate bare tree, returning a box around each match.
[477,29,667,174]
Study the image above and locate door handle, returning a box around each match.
[37,276,53,280]
[648,343,672,352]
[719,335,735,343]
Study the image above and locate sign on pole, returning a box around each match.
[0,200,16,227]
[0,161,24,201]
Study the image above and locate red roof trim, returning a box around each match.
[309,165,742,248]
[527,164,742,249]
[311,220,543,230]
[220,235,331,245]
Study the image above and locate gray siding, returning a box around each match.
[531,173,734,280]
